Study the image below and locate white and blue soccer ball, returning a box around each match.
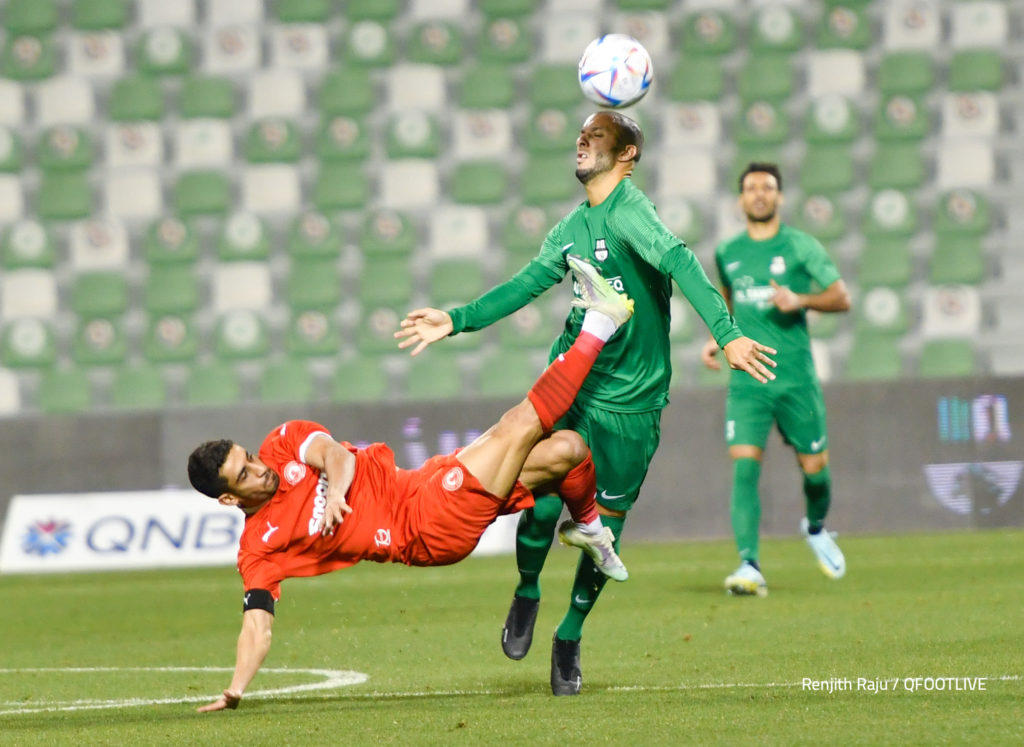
[578,34,653,109]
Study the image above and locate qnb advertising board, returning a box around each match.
[0,490,241,574]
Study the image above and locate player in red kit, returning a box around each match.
[187,257,636,711]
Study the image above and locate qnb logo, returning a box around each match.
[937,395,1012,444]
[373,528,391,548]
[21,519,72,556]
[308,474,330,536]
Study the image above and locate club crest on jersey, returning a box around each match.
[594,238,608,262]
[374,528,391,547]
[283,460,307,485]
[770,256,786,274]
[442,467,464,491]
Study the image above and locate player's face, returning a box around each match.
[575,113,618,184]
[740,171,782,223]
[218,443,280,506]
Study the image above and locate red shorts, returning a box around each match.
[395,453,535,567]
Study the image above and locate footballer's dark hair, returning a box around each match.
[738,161,783,193]
[188,439,234,498]
[607,111,644,164]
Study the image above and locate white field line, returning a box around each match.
[0,669,1018,716]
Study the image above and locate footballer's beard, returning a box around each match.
[745,206,777,223]
[575,152,614,184]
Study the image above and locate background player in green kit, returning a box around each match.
[701,162,852,597]
[396,112,777,695]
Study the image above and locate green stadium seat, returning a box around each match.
[356,304,405,355]
[935,189,990,236]
[343,20,396,67]
[218,213,270,261]
[918,339,977,379]
[1,318,56,368]
[452,161,508,205]
[477,17,531,63]
[180,76,235,119]
[929,236,985,285]
[315,114,371,162]
[144,314,197,363]
[501,205,550,257]
[817,4,871,49]
[844,334,903,381]
[750,5,802,54]
[259,359,315,404]
[286,309,339,358]
[38,126,93,171]
[137,28,191,75]
[332,356,390,403]
[805,95,857,144]
[460,64,517,109]
[387,111,441,159]
[857,239,912,288]
[71,0,125,29]
[868,144,924,190]
[738,55,793,101]
[800,146,854,194]
[111,364,167,409]
[276,0,331,22]
[0,126,22,172]
[878,52,933,95]
[1,34,56,80]
[72,316,126,366]
[38,172,92,220]
[144,217,198,264]
[874,94,929,142]
[360,256,412,307]
[478,350,543,398]
[480,0,537,15]
[794,193,847,242]
[71,272,128,316]
[37,368,92,413]
[288,210,342,257]
[319,68,375,116]
[403,350,464,401]
[429,259,485,308]
[525,107,577,154]
[185,362,241,406]
[287,257,340,311]
[498,303,559,350]
[109,75,164,121]
[862,189,917,239]
[660,199,704,246]
[529,65,581,108]
[807,309,841,339]
[346,0,400,20]
[361,210,416,257]
[144,266,201,314]
[856,286,909,336]
[409,21,463,65]
[949,50,1003,92]
[313,163,369,211]
[522,156,577,205]
[216,310,269,359]
[680,9,737,56]
[5,0,58,33]
[2,220,54,269]
[246,118,301,163]
[174,171,231,216]
[667,57,723,102]
[736,100,788,146]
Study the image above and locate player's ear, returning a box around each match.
[617,144,638,163]
[218,493,240,507]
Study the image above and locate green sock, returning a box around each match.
[513,494,562,599]
[731,458,762,564]
[555,513,626,641]
[803,465,832,530]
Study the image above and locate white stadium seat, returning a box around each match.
[387,64,447,112]
[410,0,470,20]
[212,262,272,312]
[380,159,439,209]
[0,175,25,222]
[270,24,330,71]
[429,205,488,259]
[242,165,301,214]
[105,170,163,220]
[661,103,722,147]
[921,285,981,338]
[67,31,126,77]
[941,92,999,140]
[68,218,130,271]
[249,70,306,118]
[138,0,195,28]
[35,77,95,127]
[175,119,233,167]
[806,50,865,97]
[452,110,513,160]
[657,149,717,200]
[541,15,600,64]
[936,141,994,189]
[1,270,58,319]
[883,0,940,51]
[105,122,163,168]
[207,0,263,25]
[950,1,1007,49]
[203,25,261,74]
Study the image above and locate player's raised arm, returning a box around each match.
[198,607,274,712]
[394,307,453,356]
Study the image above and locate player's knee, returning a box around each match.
[547,430,588,471]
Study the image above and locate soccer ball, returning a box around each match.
[577,34,653,109]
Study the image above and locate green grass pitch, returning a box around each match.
[2,529,1021,745]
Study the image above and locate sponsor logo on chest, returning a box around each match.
[307,473,330,536]
[770,255,786,275]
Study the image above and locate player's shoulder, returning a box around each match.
[780,223,827,254]
[715,230,749,256]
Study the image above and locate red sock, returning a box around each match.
[558,454,599,525]
[527,331,605,431]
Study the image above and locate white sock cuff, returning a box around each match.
[581,311,617,342]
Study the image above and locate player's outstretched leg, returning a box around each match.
[557,520,628,581]
[801,517,846,579]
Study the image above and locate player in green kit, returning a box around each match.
[396,112,777,695]
[702,162,852,597]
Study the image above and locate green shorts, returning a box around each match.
[725,381,829,454]
[556,400,661,513]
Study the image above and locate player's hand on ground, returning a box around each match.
[769,280,802,313]
[700,338,722,370]
[394,307,454,356]
[320,495,353,536]
[197,689,241,712]
[722,337,777,384]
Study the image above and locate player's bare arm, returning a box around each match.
[722,337,777,384]
[304,434,356,536]
[197,608,274,713]
[394,307,454,356]
[770,278,851,314]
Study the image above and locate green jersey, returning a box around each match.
[449,178,741,412]
[715,224,841,389]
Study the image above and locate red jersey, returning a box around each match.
[237,420,534,599]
